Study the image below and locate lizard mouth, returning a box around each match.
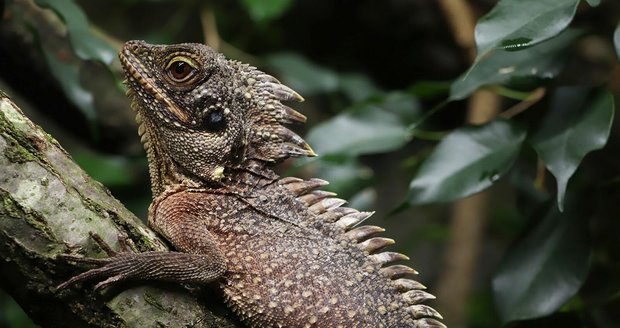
[119,41,190,124]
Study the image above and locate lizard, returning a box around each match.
[57,40,445,328]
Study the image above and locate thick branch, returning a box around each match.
[0,91,242,327]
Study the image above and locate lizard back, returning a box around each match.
[151,169,443,328]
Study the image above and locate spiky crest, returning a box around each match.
[233,63,316,162]
[279,177,446,327]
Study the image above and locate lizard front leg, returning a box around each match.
[57,202,227,290]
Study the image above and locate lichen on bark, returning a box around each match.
[0,92,242,327]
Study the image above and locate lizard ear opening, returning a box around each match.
[242,71,316,163]
[200,110,227,132]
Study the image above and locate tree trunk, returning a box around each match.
[0,91,243,327]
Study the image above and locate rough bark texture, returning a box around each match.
[0,90,243,327]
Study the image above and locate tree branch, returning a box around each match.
[435,1,500,325]
[0,91,242,327]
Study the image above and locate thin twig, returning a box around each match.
[500,87,546,119]
[437,0,477,61]
[534,158,547,191]
[200,5,220,51]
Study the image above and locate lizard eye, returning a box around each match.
[202,110,226,132]
[165,57,197,83]
[170,61,192,79]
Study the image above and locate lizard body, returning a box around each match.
[59,41,444,328]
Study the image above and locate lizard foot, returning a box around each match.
[56,231,139,291]
[57,232,227,291]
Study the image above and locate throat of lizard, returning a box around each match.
[135,105,196,197]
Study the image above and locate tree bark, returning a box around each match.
[0,91,243,327]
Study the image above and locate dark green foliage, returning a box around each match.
[493,197,592,323]
[33,0,116,123]
[450,29,580,100]
[530,88,614,211]
[474,0,580,56]
[408,120,526,205]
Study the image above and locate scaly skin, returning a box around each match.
[58,41,445,328]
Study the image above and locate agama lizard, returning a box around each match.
[58,40,445,328]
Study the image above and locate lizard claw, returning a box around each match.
[94,274,126,291]
[89,232,117,256]
[56,264,112,291]
[88,231,137,255]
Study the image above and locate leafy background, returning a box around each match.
[0,0,619,327]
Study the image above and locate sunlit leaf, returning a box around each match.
[493,199,592,323]
[451,29,579,100]
[34,0,116,65]
[265,53,339,95]
[614,22,620,61]
[475,0,579,56]
[407,119,525,204]
[306,103,410,157]
[241,0,293,22]
[530,88,614,211]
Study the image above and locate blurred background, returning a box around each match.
[1,0,619,327]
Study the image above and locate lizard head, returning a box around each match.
[119,41,314,190]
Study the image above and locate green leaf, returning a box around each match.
[509,164,550,219]
[376,91,421,125]
[34,0,116,65]
[41,45,97,122]
[73,152,135,187]
[306,103,410,157]
[339,73,381,102]
[451,29,580,100]
[530,88,615,211]
[265,53,339,95]
[475,0,579,56]
[408,81,451,99]
[585,0,601,6]
[347,188,376,212]
[493,199,592,324]
[614,22,620,61]
[408,119,525,204]
[241,0,293,22]
[308,159,373,200]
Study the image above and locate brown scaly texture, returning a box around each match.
[58,41,445,328]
